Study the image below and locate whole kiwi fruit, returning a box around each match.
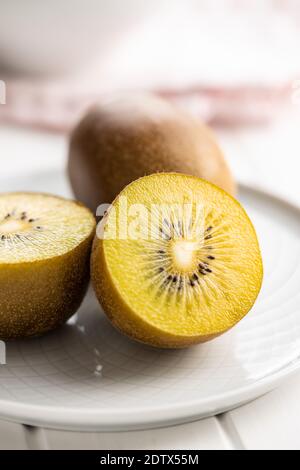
[68,93,236,214]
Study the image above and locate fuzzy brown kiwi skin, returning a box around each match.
[68,93,236,214]
[0,210,96,341]
[91,231,220,350]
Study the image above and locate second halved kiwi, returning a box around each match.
[92,173,263,349]
[0,192,96,340]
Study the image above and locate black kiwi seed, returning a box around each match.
[167,275,173,281]
[158,267,164,273]
[36,226,42,230]
[206,226,213,232]
[172,276,177,282]
[159,227,171,240]
[207,255,215,260]
[28,218,35,223]
[205,234,212,240]
[193,273,199,281]
[1,235,6,241]
[4,213,11,219]
[199,262,208,269]
[158,250,165,254]
[205,268,212,273]
[190,280,195,287]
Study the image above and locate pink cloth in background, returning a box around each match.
[0,81,291,133]
[0,1,299,132]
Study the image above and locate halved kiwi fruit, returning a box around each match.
[68,93,236,214]
[0,192,96,340]
[91,173,263,349]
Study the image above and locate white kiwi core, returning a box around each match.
[0,219,29,234]
[172,240,198,272]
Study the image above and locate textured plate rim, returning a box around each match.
[0,358,299,432]
[0,182,299,431]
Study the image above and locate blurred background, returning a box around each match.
[0,0,299,197]
[0,0,300,207]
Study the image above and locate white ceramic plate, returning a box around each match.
[0,169,299,432]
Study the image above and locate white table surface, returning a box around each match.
[0,110,300,450]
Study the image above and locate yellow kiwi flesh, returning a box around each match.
[91,173,263,349]
[0,193,96,340]
[68,93,236,214]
